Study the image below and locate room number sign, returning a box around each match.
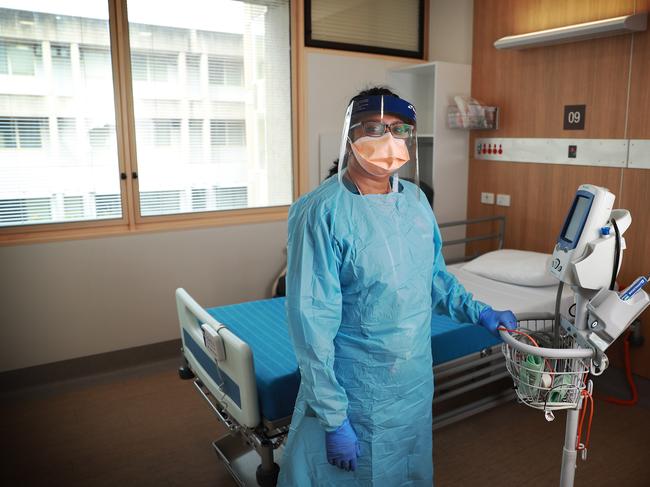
[564,105,586,130]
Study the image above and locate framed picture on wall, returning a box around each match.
[304,0,426,59]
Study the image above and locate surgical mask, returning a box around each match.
[349,132,410,177]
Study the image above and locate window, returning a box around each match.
[80,46,112,80]
[63,195,84,220]
[0,117,47,149]
[51,43,72,85]
[57,117,76,156]
[189,119,204,163]
[128,0,292,218]
[140,190,182,216]
[208,56,243,86]
[186,54,201,91]
[0,197,52,225]
[153,118,180,146]
[191,188,207,210]
[210,119,245,147]
[88,125,112,149]
[132,51,178,83]
[0,40,42,75]
[0,117,16,147]
[0,1,122,228]
[16,117,45,148]
[94,193,121,218]
[214,186,247,210]
[1,0,294,236]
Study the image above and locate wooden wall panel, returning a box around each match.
[472,0,634,139]
[468,0,650,378]
[627,0,650,138]
[466,160,622,255]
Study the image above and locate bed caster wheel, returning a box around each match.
[178,365,194,380]
[256,463,280,487]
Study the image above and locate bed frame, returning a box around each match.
[439,214,506,264]
[177,289,287,487]
[177,215,510,487]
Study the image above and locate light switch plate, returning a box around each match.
[496,194,511,207]
[481,192,495,204]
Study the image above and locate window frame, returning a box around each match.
[0,0,303,243]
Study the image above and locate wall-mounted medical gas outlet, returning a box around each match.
[476,142,504,158]
[481,192,495,204]
[475,138,627,167]
[496,194,511,206]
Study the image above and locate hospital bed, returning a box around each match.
[176,216,573,487]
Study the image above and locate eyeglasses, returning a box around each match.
[350,121,414,139]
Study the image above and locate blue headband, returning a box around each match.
[350,95,416,123]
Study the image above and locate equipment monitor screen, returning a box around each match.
[562,195,591,243]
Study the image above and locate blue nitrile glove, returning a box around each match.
[325,418,361,471]
[479,307,517,337]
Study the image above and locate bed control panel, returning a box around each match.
[202,323,226,362]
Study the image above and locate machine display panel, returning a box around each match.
[558,191,595,250]
[562,195,591,243]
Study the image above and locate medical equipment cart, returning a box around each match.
[499,184,650,487]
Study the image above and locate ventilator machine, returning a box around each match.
[500,183,649,487]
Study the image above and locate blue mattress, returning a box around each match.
[205,297,499,422]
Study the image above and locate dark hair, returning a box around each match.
[348,86,400,106]
[327,159,339,179]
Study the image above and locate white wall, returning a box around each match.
[429,0,474,64]
[0,222,287,371]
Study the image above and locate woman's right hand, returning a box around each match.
[325,418,360,471]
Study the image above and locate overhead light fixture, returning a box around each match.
[494,12,647,50]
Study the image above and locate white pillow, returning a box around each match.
[461,249,557,287]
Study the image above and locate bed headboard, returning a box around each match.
[439,215,506,265]
[176,288,261,428]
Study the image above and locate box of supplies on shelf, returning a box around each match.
[447,96,498,129]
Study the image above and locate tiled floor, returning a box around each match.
[2,359,649,486]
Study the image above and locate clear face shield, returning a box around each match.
[338,94,419,193]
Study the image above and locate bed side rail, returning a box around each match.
[176,288,261,429]
[439,215,506,264]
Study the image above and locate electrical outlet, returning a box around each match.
[481,192,495,205]
[496,194,511,207]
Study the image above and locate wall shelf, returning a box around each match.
[494,13,647,50]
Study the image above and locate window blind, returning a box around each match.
[0,1,122,227]
[306,0,422,57]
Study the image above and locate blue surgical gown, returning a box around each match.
[278,176,486,486]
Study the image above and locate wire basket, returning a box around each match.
[500,313,593,412]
